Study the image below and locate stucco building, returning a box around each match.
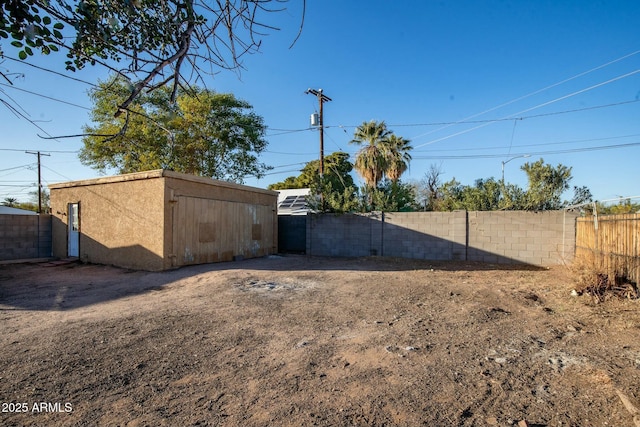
[49,170,278,271]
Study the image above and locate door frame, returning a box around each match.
[67,202,80,257]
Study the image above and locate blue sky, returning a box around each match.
[1,0,640,204]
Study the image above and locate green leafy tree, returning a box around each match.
[568,185,593,208]
[500,182,527,210]
[269,152,358,213]
[1,1,298,110]
[80,76,269,183]
[438,178,503,211]
[435,159,582,212]
[438,178,464,211]
[358,179,417,212]
[298,152,355,191]
[0,1,62,61]
[598,199,640,214]
[463,178,502,211]
[268,176,303,190]
[268,152,355,191]
[306,179,360,214]
[521,159,572,210]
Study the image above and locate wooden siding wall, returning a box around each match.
[172,196,275,266]
[576,213,640,284]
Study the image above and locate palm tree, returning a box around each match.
[350,120,392,188]
[2,197,18,207]
[385,134,412,182]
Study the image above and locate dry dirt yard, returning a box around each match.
[1,255,639,427]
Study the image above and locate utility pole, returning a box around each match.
[305,88,331,176]
[25,151,50,213]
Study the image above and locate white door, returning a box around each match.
[68,203,80,257]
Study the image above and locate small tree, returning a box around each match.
[80,77,269,183]
[521,159,572,210]
[568,185,593,208]
[306,179,360,214]
[359,179,417,212]
[416,163,444,211]
[268,152,358,213]
[269,152,355,192]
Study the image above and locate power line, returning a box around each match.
[414,133,640,153]
[412,68,640,149]
[2,57,98,87]
[41,164,75,182]
[261,168,306,177]
[264,150,316,156]
[0,148,78,153]
[269,161,308,170]
[264,98,639,137]
[0,164,34,173]
[408,48,640,142]
[412,140,640,160]
[1,91,59,139]
[0,83,91,110]
[341,99,639,129]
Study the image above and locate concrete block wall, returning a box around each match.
[383,211,467,260]
[307,212,382,257]
[307,210,577,266]
[0,214,52,261]
[467,211,577,265]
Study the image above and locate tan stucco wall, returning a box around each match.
[50,171,168,270]
[49,170,278,271]
[163,171,277,207]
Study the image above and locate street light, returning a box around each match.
[501,154,530,183]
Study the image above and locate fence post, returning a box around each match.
[592,201,598,256]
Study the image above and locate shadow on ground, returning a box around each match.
[0,255,546,312]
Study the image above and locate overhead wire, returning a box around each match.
[0,148,78,153]
[412,140,640,160]
[0,82,91,110]
[411,67,640,149]
[265,98,639,138]
[41,164,75,182]
[264,150,316,156]
[1,57,98,87]
[0,164,35,173]
[3,49,639,189]
[414,133,640,153]
[407,48,640,142]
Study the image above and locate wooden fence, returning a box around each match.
[575,213,640,285]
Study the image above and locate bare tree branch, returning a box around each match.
[4,1,303,116]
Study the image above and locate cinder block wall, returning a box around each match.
[0,214,52,261]
[307,211,577,266]
[383,211,467,260]
[467,211,577,265]
[307,212,383,257]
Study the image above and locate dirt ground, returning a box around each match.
[1,255,639,427]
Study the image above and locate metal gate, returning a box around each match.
[278,215,306,253]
